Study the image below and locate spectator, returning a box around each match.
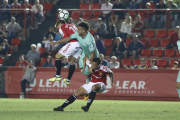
[45,0,58,5]
[130,0,147,9]
[100,0,113,24]
[62,57,70,68]
[94,18,106,38]
[41,34,57,58]
[105,21,117,39]
[149,60,158,69]
[172,61,179,70]
[11,0,21,21]
[110,37,126,58]
[99,53,108,66]
[94,34,105,54]
[124,34,145,59]
[42,55,54,67]
[1,23,10,44]
[152,0,167,29]
[144,2,154,29]
[67,17,75,26]
[0,0,10,22]
[20,0,32,28]
[15,54,28,67]
[6,17,22,38]
[0,39,9,56]
[107,56,119,69]
[19,60,37,99]
[43,26,56,41]
[166,26,179,49]
[25,44,40,66]
[167,0,179,28]
[112,0,125,25]
[32,0,44,24]
[132,15,144,38]
[133,58,147,69]
[120,16,132,43]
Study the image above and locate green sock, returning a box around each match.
[86,77,91,83]
[177,89,180,99]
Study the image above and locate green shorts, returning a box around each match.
[79,54,90,76]
[177,71,180,82]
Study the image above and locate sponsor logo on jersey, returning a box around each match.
[99,72,103,76]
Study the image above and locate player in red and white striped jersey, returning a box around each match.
[54,57,116,112]
[49,19,82,85]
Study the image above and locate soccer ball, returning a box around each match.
[58,10,69,20]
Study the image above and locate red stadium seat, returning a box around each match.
[9,47,12,54]
[106,48,112,56]
[163,49,175,58]
[71,12,81,20]
[153,49,163,57]
[148,39,159,47]
[82,12,92,20]
[11,38,20,46]
[151,3,155,9]
[38,48,45,54]
[43,3,52,11]
[133,59,140,66]
[139,39,147,47]
[128,12,136,19]
[156,30,166,38]
[168,30,175,37]
[93,12,101,19]
[169,59,179,67]
[138,12,144,20]
[144,30,154,38]
[0,57,3,64]
[145,59,156,67]
[160,39,169,48]
[40,58,46,66]
[80,3,89,9]
[89,30,94,35]
[141,49,151,57]
[121,59,132,67]
[157,59,167,68]
[103,39,112,47]
[91,3,100,9]
[175,50,180,58]
[126,39,133,47]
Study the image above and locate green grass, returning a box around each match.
[0,98,180,120]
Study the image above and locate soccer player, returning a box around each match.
[53,57,116,112]
[49,18,82,85]
[176,32,180,99]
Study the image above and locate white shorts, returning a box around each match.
[81,82,106,94]
[59,42,82,59]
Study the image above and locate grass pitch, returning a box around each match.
[0,98,179,120]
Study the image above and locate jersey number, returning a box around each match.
[69,26,77,33]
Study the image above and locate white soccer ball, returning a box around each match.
[58,10,69,20]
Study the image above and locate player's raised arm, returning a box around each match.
[107,68,115,87]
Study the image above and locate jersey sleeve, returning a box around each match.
[105,67,113,74]
[87,35,96,52]
[70,32,78,40]
[59,26,68,38]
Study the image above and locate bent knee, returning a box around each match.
[176,83,180,89]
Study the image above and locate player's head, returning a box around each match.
[77,21,90,36]
[55,19,66,29]
[92,57,101,70]
[28,60,32,66]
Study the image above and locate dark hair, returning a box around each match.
[28,60,32,63]
[55,19,66,28]
[93,57,101,65]
[45,56,52,65]
[77,21,90,31]
[150,60,155,63]
[19,54,24,57]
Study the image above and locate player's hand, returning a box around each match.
[111,83,118,88]
[80,68,85,73]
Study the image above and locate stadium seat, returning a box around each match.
[93,12,101,19]
[144,30,154,38]
[40,58,46,66]
[133,59,140,66]
[9,47,12,54]
[168,30,175,37]
[0,57,3,64]
[106,48,112,56]
[160,39,169,48]
[156,30,166,38]
[141,49,151,57]
[82,12,92,20]
[121,59,132,67]
[169,59,179,67]
[91,3,100,9]
[148,39,159,48]
[80,3,89,9]
[146,59,156,67]
[38,48,45,54]
[126,39,133,47]
[43,3,52,11]
[89,30,94,36]
[103,39,112,47]
[152,49,163,57]
[157,59,167,68]
[11,38,20,46]
[138,12,144,20]
[151,3,155,9]
[128,12,136,19]
[139,39,147,47]
[163,49,175,58]
[175,50,180,58]
[71,12,81,20]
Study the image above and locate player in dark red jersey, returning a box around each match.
[49,18,82,85]
[53,57,116,112]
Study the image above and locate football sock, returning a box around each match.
[177,89,180,98]
[61,94,77,108]
[86,90,96,109]
[55,59,62,77]
[67,64,75,80]
[86,77,91,83]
